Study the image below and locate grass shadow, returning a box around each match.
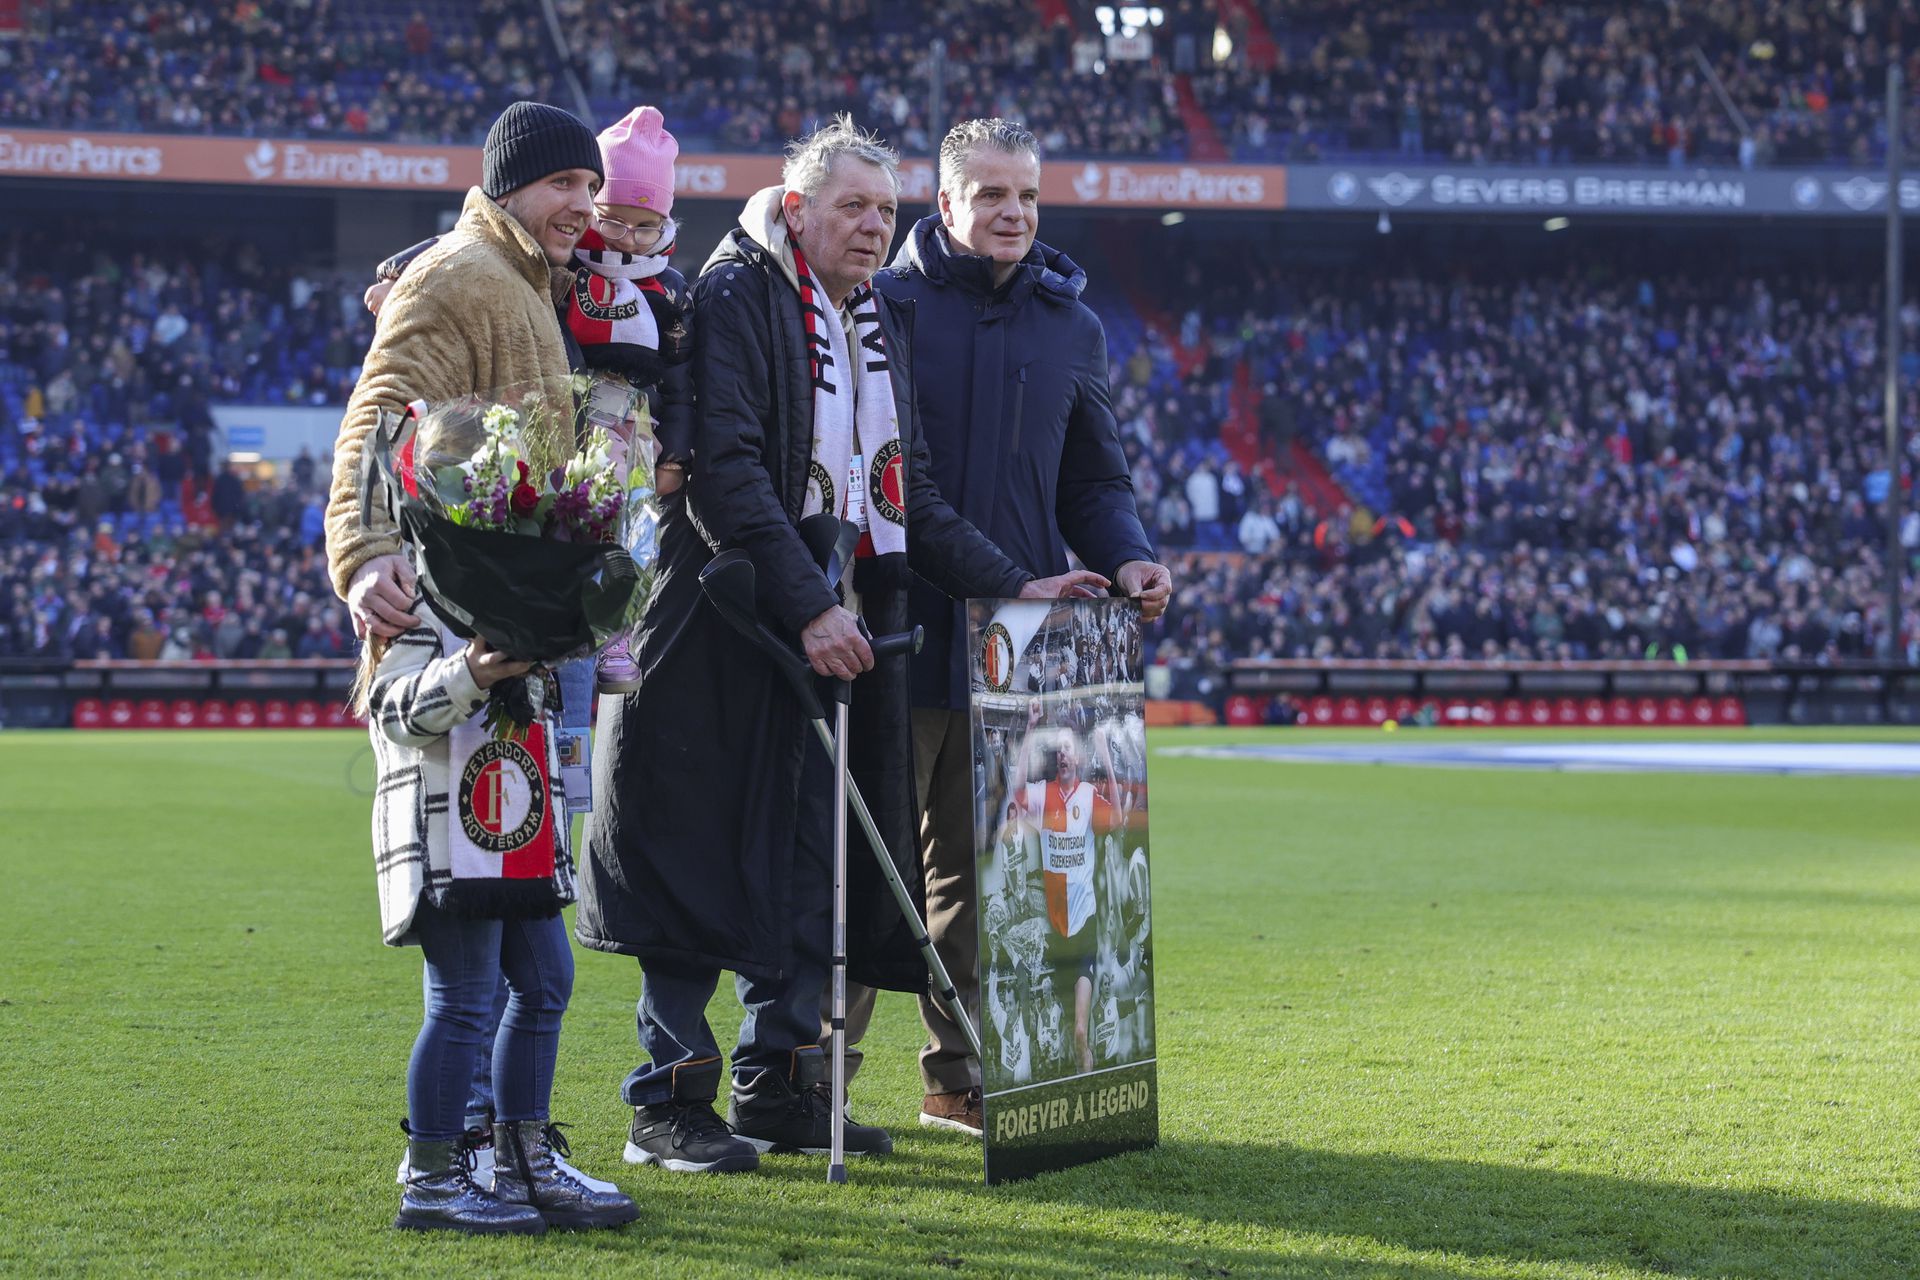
[1007,1138,1918,1278]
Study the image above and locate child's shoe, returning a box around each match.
[596,634,643,694]
[397,1118,493,1186]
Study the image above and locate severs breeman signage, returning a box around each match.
[1295,162,1920,217]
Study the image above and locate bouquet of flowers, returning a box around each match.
[427,394,632,544]
[363,377,659,736]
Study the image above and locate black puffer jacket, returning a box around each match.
[576,222,1031,990]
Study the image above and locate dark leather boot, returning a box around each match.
[494,1120,641,1231]
[625,1057,761,1173]
[728,1046,893,1156]
[393,1125,545,1235]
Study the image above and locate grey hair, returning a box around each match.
[783,113,901,199]
[938,118,1041,197]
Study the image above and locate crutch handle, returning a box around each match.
[863,623,924,659]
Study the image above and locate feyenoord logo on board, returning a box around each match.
[458,739,548,854]
[983,621,1015,692]
[868,438,905,526]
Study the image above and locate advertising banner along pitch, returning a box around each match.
[968,596,1157,1183]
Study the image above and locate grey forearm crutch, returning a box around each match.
[698,533,982,1181]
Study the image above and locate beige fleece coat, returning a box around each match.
[325,187,577,599]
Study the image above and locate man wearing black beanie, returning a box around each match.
[326,101,645,1233]
[328,100,605,640]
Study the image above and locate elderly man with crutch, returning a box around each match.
[575,116,1101,1177]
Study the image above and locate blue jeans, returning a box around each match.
[408,901,575,1142]
[422,965,508,1122]
[620,732,832,1105]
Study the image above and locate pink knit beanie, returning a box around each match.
[597,106,677,214]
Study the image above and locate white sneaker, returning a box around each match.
[552,1151,618,1194]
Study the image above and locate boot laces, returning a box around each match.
[799,1080,835,1123]
[453,1129,486,1191]
[400,1118,482,1188]
[670,1098,734,1151]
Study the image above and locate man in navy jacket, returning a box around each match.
[833,119,1173,1136]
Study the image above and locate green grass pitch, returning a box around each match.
[4,726,1919,1278]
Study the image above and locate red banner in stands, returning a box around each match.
[1292,695,1745,728]
[70,695,366,730]
[0,127,1290,208]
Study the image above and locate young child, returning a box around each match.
[360,412,638,1236]
[562,104,693,691]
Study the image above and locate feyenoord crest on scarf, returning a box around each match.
[441,718,565,916]
[566,225,677,379]
[791,239,907,561]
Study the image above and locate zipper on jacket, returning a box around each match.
[1008,365,1027,455]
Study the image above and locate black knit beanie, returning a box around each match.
[481,101,604,199]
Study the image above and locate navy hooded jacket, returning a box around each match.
[875,215,1156,710]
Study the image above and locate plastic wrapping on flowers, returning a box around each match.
[576,373,660,634]
[399,376,654,665]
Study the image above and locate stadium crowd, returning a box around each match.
[1125,254,1920,685]
[2,0,1914,165]
[0,0,560,144]
[0,227,364,661]
[0,465,347,662]
[3,224,1915,669]
[1198,0,1916,166]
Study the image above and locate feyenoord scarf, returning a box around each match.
[790,241,906,560]
[566,227,672,378]
[439,716,568,918]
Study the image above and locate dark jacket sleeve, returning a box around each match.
[653,359,695,464]
[903,392,1032,600]
[656,270,695,466]
[376,237,441,283]
[688,268,838,634]
[652,262,698,462]
[1056,318,1157,576]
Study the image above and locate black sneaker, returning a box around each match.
[623,1059,760,1174]
[728,1047,893,1157]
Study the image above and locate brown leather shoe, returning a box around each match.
[918,1088,983,1138]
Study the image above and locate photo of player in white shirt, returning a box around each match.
[970,598,1156,1103]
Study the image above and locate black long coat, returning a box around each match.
[575,226,1031,990]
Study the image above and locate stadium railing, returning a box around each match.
[1224,660,1920,729]
[1,659,1914,730]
